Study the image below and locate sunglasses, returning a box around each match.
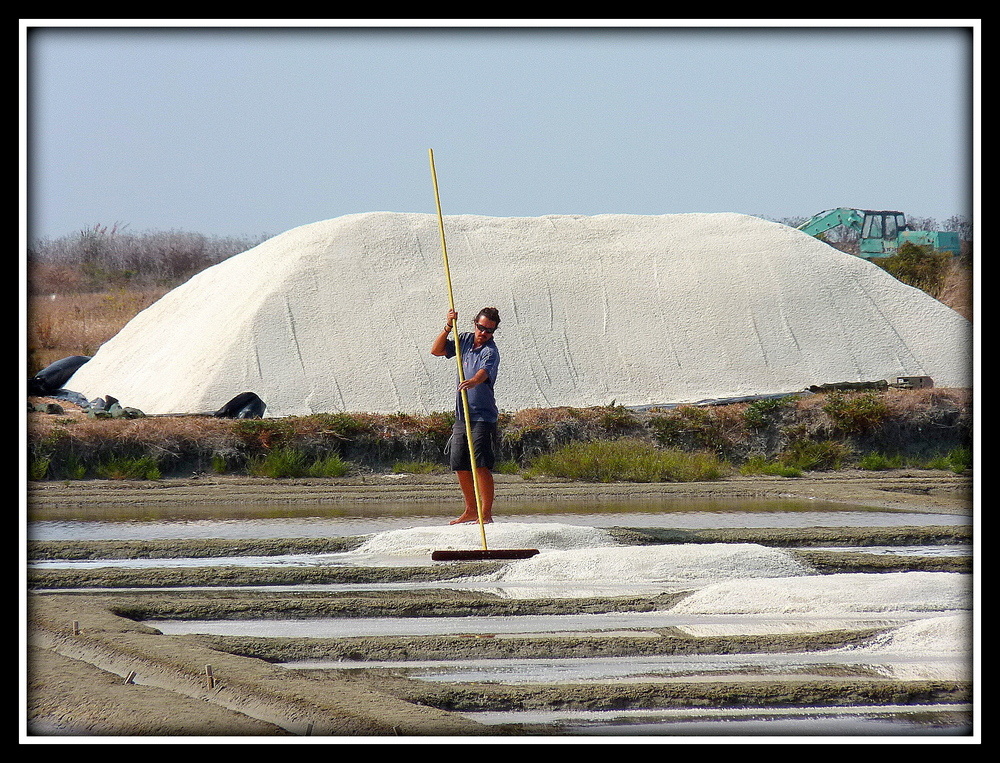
[474,323,497,334]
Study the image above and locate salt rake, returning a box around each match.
[427,149,538,563]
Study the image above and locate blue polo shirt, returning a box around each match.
[445,332,500,422]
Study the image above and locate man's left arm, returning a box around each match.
[458,369,490,391]
[458,346,498,391]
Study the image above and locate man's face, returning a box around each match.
[473,316,498,347]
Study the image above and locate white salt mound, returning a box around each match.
[66,212,972,416]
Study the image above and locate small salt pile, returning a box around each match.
[859,613,972,655]
[477,543,813,586]
[354,522,614,557]
[669,571,972,616]
[838,614,974,681]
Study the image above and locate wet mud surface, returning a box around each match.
[25,472,975,738]
[26,469,974,513]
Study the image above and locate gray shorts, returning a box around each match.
[447,421,499,471]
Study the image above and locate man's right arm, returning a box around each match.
[430,327,452,356]
[430,309,458,356]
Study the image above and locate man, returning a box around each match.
[430,306,501,524]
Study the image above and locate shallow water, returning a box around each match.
[279,649,972,683]
[464,705,974,736]
[148,610,946,638]
[28,496,969,542]
[811,544,972,557]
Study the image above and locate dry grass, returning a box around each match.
[27,288,169,374]
[793,387,971,417]
[27,406,238,449]
[883,386,972,416]
[937,259,974,321]
[506,407,591,431]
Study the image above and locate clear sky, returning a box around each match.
[21,21,979,243]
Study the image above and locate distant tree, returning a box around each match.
[766,215,807,228]
[942,214,973,242]
[28,226,270,293]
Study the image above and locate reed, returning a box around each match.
[528,438,727,483]
[858,447,972,474]
[247,447,352,478]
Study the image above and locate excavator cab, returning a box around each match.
[859,210,907,256]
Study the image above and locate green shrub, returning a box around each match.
[822,391,890,434]
[648,406,734,455]
[93,456,161,480]
[248,447,351,478]
[307,453,351,478]
[232,419,294,448]
[312,412,373,438]
[944,447,973,473]
[861,447,972,474]
[779,439,849,471]
[28,455,51,481]
[57,454,88,480]
[858,452,904,471]
[529,438,726,483]
[875,242,952,297]
[494,459,522,475]
[599,402,637,433]
[739,455,802,477]
[743,397,792,429]
[247,447,309,478]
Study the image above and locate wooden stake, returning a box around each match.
[205,665,215,689]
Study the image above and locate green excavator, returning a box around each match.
[796,208,960,258]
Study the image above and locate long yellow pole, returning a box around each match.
[428,149,489,551]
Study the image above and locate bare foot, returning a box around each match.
[449,513,492,525]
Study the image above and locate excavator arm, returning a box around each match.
[796,208,865,237]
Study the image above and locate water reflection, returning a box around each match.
[280,650,971,684]
[466,706,973,736]
[28,496,969,542]
[150,609,965,639]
